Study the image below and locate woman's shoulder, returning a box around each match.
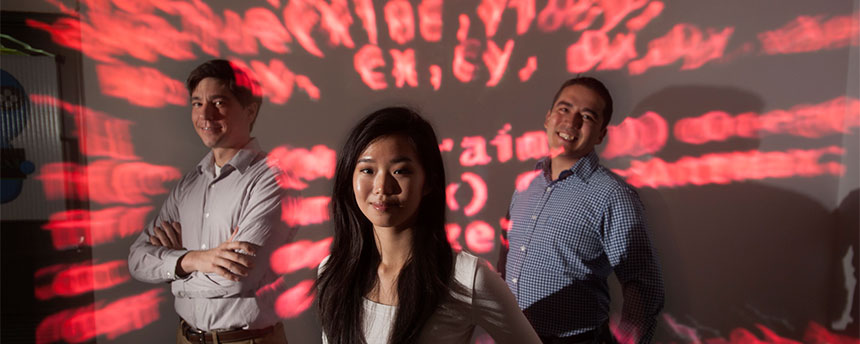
[452,251,496,290]
[454,250,479,264]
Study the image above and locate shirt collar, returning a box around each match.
[536,150,600,183]
[196,138,263,176]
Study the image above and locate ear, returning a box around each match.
[544,110,552,129]
[596,126,607,145]
[245,103,259,123]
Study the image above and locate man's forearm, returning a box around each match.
[176,250,194,277]
[618,271,664,344]
[128,236,189,283]
[617,312,658,344]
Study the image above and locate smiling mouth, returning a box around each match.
[557,132,577,142]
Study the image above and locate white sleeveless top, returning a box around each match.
[319,251,540,343]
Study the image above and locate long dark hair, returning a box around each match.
[316,107,454,344]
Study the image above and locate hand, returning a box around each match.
[177,238,259,281]
[150,221,182,249]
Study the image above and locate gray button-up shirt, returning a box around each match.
[129,139,296,331]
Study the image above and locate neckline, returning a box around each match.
[363,297,396,308]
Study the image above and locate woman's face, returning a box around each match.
[353,135,427,232]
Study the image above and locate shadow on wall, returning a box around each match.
[598,85,855,341]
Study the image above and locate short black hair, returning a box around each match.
[186,59,263,126]
[549,76,613,131]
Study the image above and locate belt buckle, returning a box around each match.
[189,327,206,344]
[197,330,207,344]
[181,320,208,344]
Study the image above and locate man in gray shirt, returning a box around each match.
[129,59,295,343]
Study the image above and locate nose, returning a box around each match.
[569,111,584,128]
[373,172,400,195]
[558,110,583,129]
[202,103,219,120]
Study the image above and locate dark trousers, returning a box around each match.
[539,321,617,344]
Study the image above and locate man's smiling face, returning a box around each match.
[190,77,256,150]
[544,84,607,162]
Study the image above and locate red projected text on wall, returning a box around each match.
[35,260,131,300]
[17,0,859,342]
[29,0,858,105]
[28,90,177,342]
[36,289,163,344]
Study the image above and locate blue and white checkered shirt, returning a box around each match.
[505,151,664,343]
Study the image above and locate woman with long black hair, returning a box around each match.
[315,106,540,344]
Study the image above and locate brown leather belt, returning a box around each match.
[181,320,276,344]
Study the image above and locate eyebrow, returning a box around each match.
[582,108,600,117]
[190,94,227,101]
[357,156,414,164]
[555,101,601,119]
[555,100,573,108]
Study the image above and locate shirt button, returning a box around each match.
[531,215,537,220]
[512,278,518,284]
[209,184,214,189]
[166,271,172,277]
[201,244,207,249]
[546,186,552,191]
[520,245,526,251]
[204,212,210,218]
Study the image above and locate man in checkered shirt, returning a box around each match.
[501,77,665,344]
